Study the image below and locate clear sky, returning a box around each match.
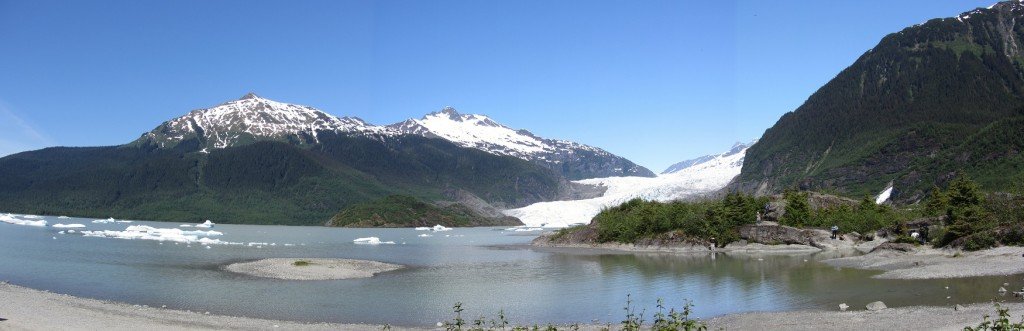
[0,0,996,172]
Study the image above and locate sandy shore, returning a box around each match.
[707,302,1024,331]
[0,282,386,331]
[824,246,1024,279]
[224,258,403,280]
[1,282,1021,331]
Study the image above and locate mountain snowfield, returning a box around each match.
[504,142,752,227]
[140,93,384,149]
[140,94,650,178]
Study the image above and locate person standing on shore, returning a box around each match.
[830,225,839,239]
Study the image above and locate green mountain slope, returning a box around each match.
[0,134,567,225]
[736,1,1024,201]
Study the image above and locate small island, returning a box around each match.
[326,195,522,228]
[224,258,403,280]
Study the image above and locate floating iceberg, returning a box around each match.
[513,227,544,232]
[353,237,395,245]
[179,224,193,228]
[80,225,236,245]
[57,216,69,219]
[92,218,117,224]
[416,225,452,231]
[53,223,86,228]
[418,233,433,237]
[0,214,47,227]
[195,220,215,228]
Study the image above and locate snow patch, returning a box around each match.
[876,185,893,205]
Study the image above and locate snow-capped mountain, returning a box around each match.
[137,93,382,149]
[662,141,753,174]
[504,142,751,227]
[138,94,652,180]
[388,107,654,179]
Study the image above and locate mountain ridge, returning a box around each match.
[733,0,1024,201]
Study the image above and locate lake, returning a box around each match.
[0,214,1015,326]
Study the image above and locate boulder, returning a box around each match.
[955,304,965,311]
[839,303,849,312]
[866,301,887,311]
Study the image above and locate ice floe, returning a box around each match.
[52,223,86,228]
[415,224,452,232]
[195,220,215,228]
[418,233,433,237]
[81,225,237,245]
[0,214,47,227]
[353,237,395,245]
[92,218,117,224]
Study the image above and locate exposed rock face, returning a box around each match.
[870,242,918,253]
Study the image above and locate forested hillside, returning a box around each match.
[0,134,567,225]
[735,2,1024,201]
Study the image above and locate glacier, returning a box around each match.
[504,142,751,227]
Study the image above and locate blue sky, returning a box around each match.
[0,0,995,172]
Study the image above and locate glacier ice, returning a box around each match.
[505,143,750,227]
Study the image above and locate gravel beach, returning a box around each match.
[824,246,1024,279]
[706,302,1024,331]
[223,258,403,280]
[1,282,1022,330]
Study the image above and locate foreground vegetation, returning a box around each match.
[428,296,706,331]
[588,173,1024,251]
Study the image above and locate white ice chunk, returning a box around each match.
[0,214,47,227]
[52,223,86,228]
[353,237,395,245]
[194,220,215,228]
[80,225,236,245]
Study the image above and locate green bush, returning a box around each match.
[594,193,767,245]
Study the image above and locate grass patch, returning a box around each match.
[292,260,312,267]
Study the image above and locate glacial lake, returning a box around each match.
[0,214,1019,326]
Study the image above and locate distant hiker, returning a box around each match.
[830,225,839,239]
[756,211,763,223]
[709,237,716,251]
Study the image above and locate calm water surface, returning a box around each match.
[0,214,1019,326]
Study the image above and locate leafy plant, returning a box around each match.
[964,304,1024,331]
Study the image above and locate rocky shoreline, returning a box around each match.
[532,222,886,254]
